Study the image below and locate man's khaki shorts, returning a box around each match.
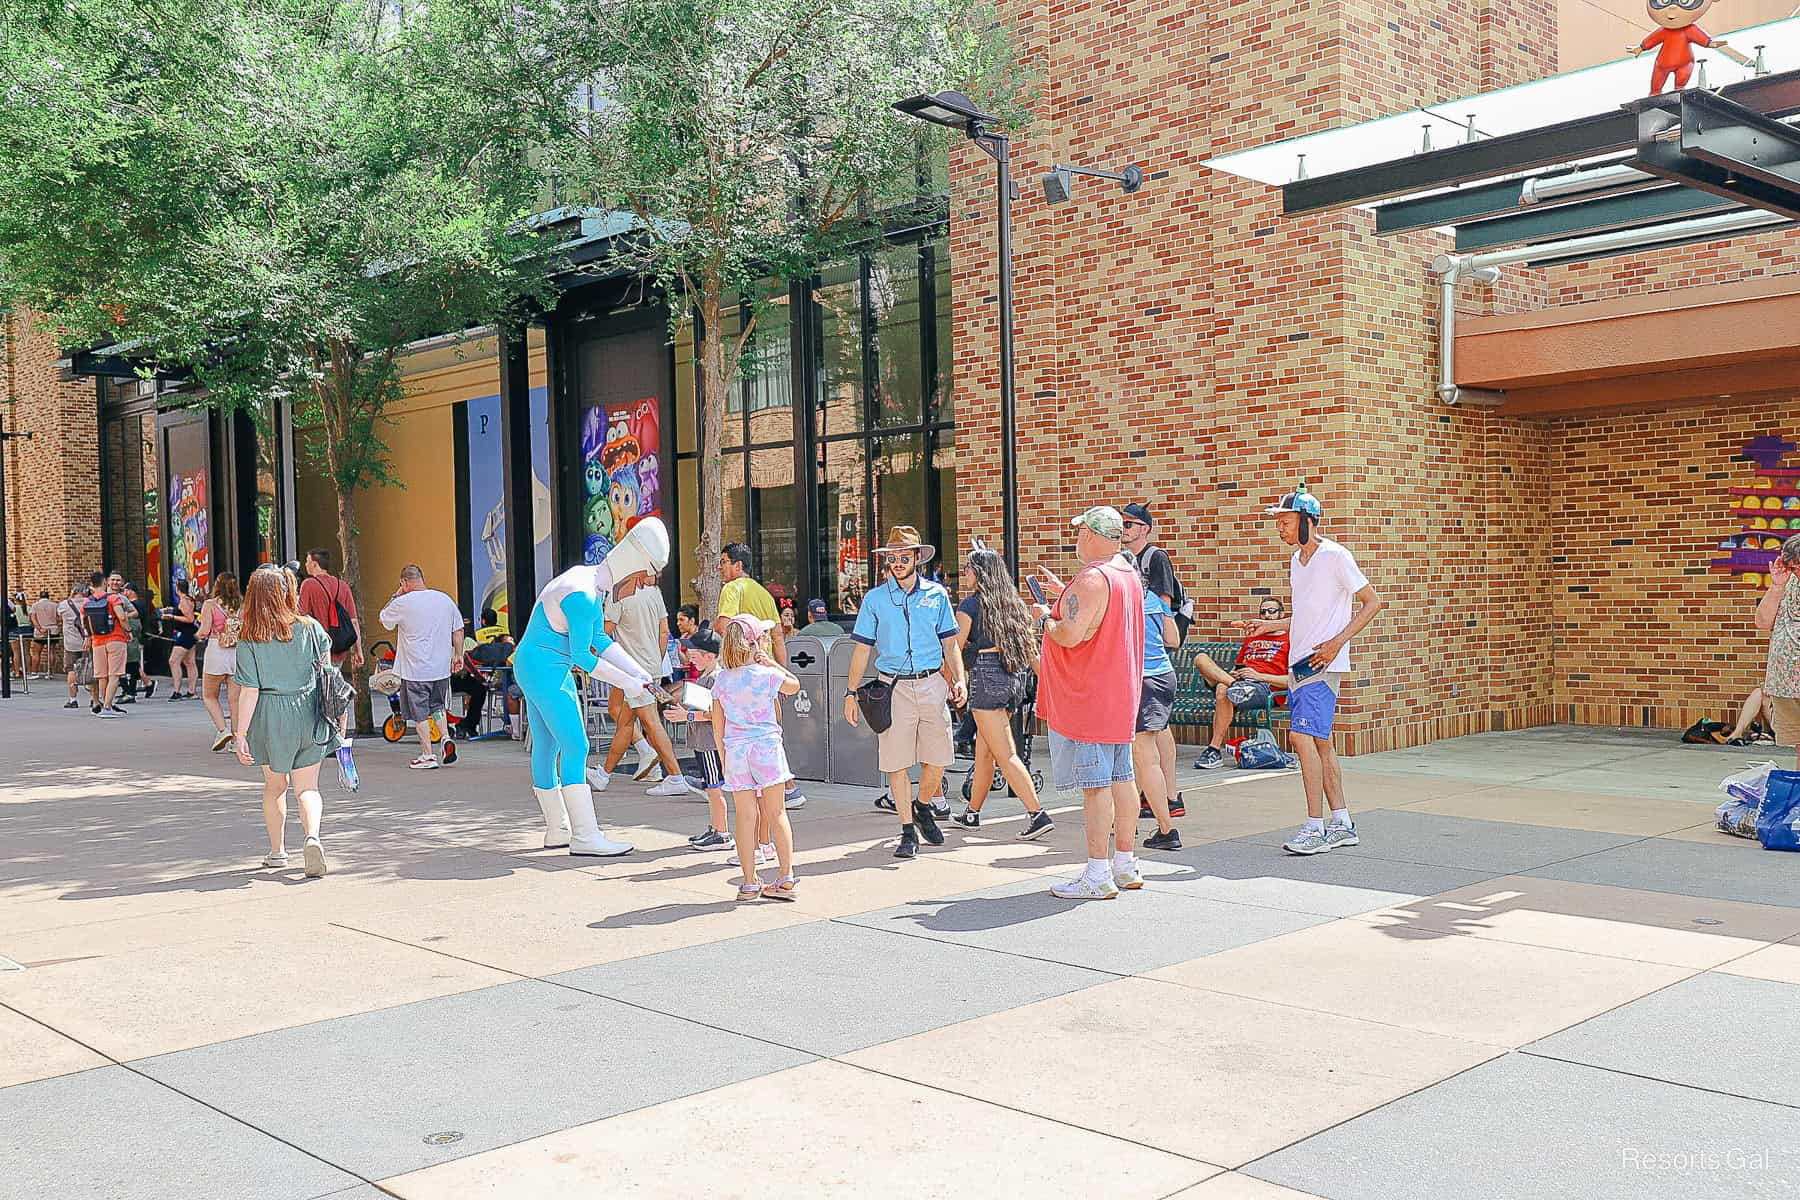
[1769,694,1800,748]
[92,640,126,678]
[877,674,954,774]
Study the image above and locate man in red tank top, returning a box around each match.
[1033,506,1146,900]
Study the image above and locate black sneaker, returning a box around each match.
[1196,746,1225,770]
[1144,827,1182,851]
[63,699,79,709]
[954,807,981,829]
[913,801,945,845]
[1139,796,1152,820]
[689,828,729,850]
[1020,810,1055,841]
[440,739,457,765]
[894,825,919,859]
[874,792,896,813]
[143,680,156,698]
[92,704,103,715]
[1168,793,1186,818]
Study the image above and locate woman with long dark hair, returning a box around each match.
[163,582,201,699]
[231,565,340,876]
[198,573,243,752]
[952,545,1053,839]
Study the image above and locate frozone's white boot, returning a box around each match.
[533,786,571,849]
[561,783,634,857]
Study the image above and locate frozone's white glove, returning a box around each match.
[587,641,652,692]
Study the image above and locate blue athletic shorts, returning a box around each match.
[1288,673,1345,740]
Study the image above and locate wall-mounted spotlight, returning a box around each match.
[1041,162,1146,204]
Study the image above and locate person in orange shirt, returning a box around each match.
[81,571,134,717]
[1631,0,1748,94]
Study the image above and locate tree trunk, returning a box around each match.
[318,352,374,735]
[696,286,728,621]
[334,480,374,735]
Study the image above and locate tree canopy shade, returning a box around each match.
[549,0,1031,615]
[0,0,568,718]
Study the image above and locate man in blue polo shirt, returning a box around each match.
[842,525,967,860]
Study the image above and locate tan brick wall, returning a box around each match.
[2,311,102,600]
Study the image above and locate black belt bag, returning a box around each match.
[855,678,894,734]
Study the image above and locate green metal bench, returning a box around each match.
[1169,640,1287,737]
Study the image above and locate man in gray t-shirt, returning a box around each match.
[587,576,690,797]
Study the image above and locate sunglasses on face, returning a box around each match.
[1259,607,1281,617]
[1121,520,1146,530]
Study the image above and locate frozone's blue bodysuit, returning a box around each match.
[513,563,649,787]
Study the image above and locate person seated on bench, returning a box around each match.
[1195,597,1291,770]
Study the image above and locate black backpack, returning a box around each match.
[1681,718,1728,746]
[310,577,358,656]
[82,593,117,638]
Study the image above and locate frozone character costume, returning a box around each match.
[514,517,669,856]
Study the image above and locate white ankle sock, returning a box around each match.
[1113,851,1136,872]
[1304,816,1325,834]
[1084,857,1111,881]
[1329,808,1351,826]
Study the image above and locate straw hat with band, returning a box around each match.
[872,525,935,565]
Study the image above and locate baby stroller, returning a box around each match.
[366,639,447,745]
[960,669,1045,801]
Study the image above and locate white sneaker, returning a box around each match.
[647,775,691,797]
[210,729,233,753]
[1113,862,1145,891]
[1050,873,1119,900]
[261,852,288,868]
[727,842,777,867]
[303,837,328,878]
[784,786,807,810]
[632,741,659,781]
[638,765,666,784]
[409,755,439,770]
[586,766,612,791]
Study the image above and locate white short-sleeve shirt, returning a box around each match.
[1288,538,1370,674]
[379,588,465,681]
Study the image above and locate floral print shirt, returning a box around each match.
[1767,577,1800,699]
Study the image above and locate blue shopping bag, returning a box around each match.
[1755,770,1800,852]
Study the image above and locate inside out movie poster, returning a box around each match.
[581,398,662,566]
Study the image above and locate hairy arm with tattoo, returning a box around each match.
[1036,566,1109,648]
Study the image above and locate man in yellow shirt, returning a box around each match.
[713,543,786,666]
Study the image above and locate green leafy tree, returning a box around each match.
[553,0,1028,613]
[0,0,564,720]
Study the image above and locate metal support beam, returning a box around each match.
[1453,184,1740,252]
[497,323,539,625]
[1632,89,1800,221]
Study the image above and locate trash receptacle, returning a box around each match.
[826,635,881,786]
[779,635,831,781]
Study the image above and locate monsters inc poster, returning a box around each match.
[580,398,662,565]
[168,470,211,596]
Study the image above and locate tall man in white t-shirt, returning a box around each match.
[1245,486,1385,856]
[378,565,466,770]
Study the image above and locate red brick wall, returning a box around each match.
[2,311,102,599]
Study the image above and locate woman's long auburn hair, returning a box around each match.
[239,565,300,644]
[967,546,1038,676]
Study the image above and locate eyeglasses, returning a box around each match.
[1121,520,1147,529]
[1647,0,1707,10]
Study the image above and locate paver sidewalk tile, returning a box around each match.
[1248,1053,1800,1200]
[379,1058,1218,1199]
[553,918,1107,1055]
[840,976,1500,1168]
[1168,1175,1328,1199]
[1525,836,1800,908]
[0,921,511,1061]
[0,1066,358,1200]
[0,1005,107,1087]
[134,979,813,1179]
[1232,810,1639,875]
[1148,919,1692,1047]
[1716,939,1800,985]
[1395,786,1715,836]
[1352,876,1800,968]
[838,876,1329,975]
[1137,838,1490,917]
[1528,972,1800,1107]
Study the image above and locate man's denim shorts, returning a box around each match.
[1049,729,1135,793]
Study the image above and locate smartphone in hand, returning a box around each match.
[1027,577,1046,606]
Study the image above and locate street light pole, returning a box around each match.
[0,410,32,700]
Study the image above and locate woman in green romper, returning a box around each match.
[231,565,342,877]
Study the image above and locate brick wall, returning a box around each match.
[2,311,102,600]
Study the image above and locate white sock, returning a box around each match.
[1084,857,1111,881]
[1329,807,1351,826]
[634,738,652,758]
[1113,851,1136,873]
[1304,816,1325,834]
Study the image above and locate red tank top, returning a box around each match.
[1038,557,1144,744]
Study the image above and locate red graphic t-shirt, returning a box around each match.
[1235,630,1290,679]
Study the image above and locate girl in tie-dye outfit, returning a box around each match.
[714,615,801,900]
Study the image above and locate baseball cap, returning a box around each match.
[681,628,722,655]
[807,598,828,619]
[724,613,776,638]
[1263,483,1323,518]
[1071,505,1125,539]
[1121,502,1154,527]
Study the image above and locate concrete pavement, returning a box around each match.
[2,690,1796,1199]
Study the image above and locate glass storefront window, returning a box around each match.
[719,448,749,554]
[871,242,923,429]
[749,443,798,607]
[816,436,869,614]
[872,433,928,549]
[816,259,863,441]
[674,320,696,456]
[931,238,953,424]
[933,426,958,585]
[139,413,161,605]
[719,303,746,449]
[744,284,794,446]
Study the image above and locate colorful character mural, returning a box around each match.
[168,470,211,596]
[1631,0,1748,94]
[580,398,662,565]
[142,485,163,607]
[1712,435,1799,588]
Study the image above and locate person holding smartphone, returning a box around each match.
[1246,485,1385,856]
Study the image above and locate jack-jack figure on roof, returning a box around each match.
[1632,0,1750,94]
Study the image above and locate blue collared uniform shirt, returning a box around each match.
[851,577,959,676]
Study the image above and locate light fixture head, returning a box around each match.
[1042,166,1073,205]
[891,90,995,133]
